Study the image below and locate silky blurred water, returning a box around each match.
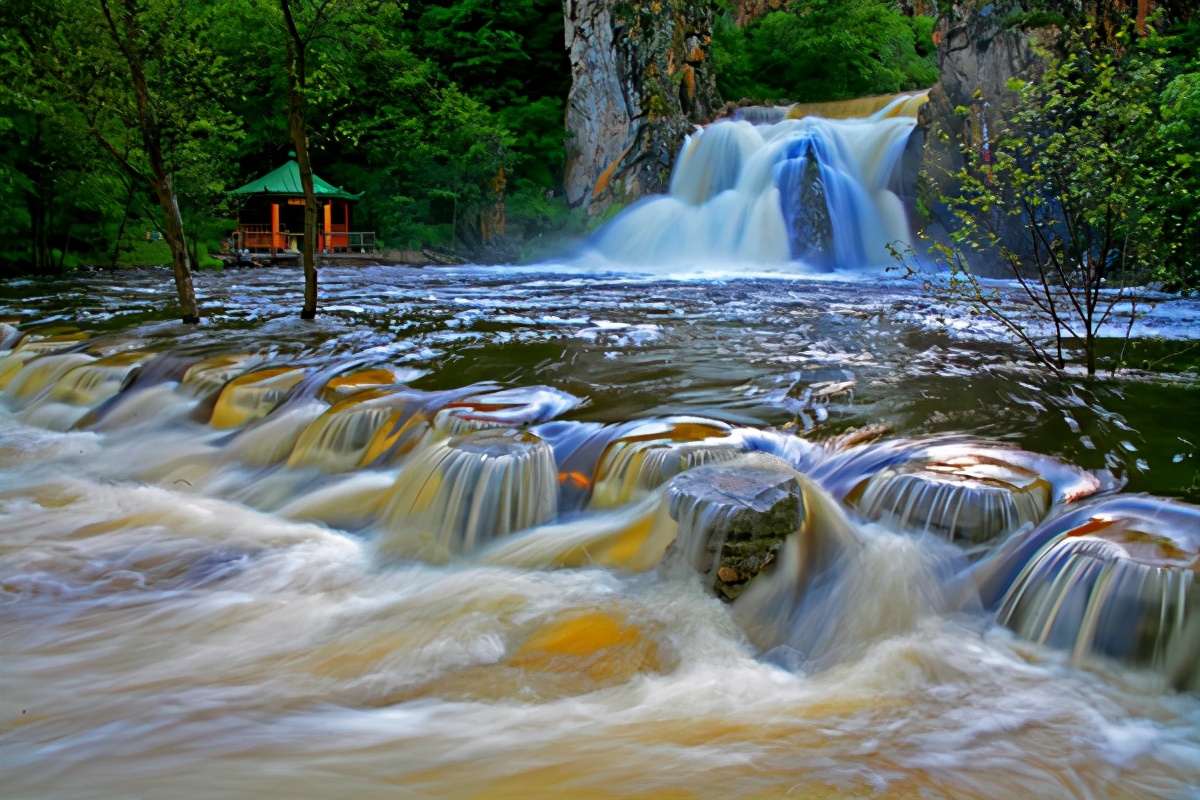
[1,264,1198,799]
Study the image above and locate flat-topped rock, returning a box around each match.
[667,458,804,600]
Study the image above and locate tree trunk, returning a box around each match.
[99,0,198,324]
[153,175,200,323]
[282,1,318,320]
[58,225,71,272]
[111,179,137,269]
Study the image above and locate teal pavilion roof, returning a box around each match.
[228,160,363,200]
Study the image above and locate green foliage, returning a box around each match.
[712,1,939,103]
[0,0,572,270]
[0,0,241,285]
[924,25,1179,376]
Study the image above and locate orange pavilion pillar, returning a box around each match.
[323,201,332,252]
[271,202,280,255]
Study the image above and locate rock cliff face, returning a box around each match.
[919,3,1043,274]
[922,3,1040,181]
[563,1,720,215]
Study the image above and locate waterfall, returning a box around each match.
[589,91,926,270]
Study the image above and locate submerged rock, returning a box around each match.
[379,429,558,561]
[317,367,412,404]
[980,496,1200,691]
[666,457,804,600]
[590,418,744,508]
[432,385,582,435]
[826,440,1101,547]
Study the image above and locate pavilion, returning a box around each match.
[228,156,374,254]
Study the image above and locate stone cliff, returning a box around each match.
[921,3,1041,184]
[563,1,720,215]
[917,2,1043,274]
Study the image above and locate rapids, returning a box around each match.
[2,265,1200,799]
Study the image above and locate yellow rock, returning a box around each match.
[317,367,408,404]
[180,354,261,398]
[209,367,306,429]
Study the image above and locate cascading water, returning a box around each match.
[588,92,925,269]
[3,268,1200,799]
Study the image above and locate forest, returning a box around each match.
[0,0,1196,295]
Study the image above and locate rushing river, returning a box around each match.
[2,264,1199,799]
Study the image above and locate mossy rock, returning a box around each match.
[666,459,804,601]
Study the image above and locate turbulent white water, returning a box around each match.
[589,95,921,269]
[2,266,1200,799]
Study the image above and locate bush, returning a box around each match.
[712,1,939,104]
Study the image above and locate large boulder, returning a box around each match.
[666,458,805,600]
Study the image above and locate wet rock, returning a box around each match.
[180,354,263,399]
[590,418,744,508]
[208,367,307,429]
[0,322,19,349]
[318,367,412,404]
[780,158,834,269]
[666,457,803,601]
[564,0,720,215]
[288,390,426,472]
[920,1,1043,277]
[49,351,153,407]
[3,353,96,407]
[980,496,1200,691]
[379,429,558,561]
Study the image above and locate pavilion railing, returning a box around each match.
[234,227,377,254]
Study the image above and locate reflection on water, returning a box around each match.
[1,265,1199,799]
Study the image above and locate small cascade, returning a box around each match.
[181,354,264,398]
[979,497,1200,690]
[729,475,863,658]
[48,351,151,406]
[208,367,308,429]
[589,91,926,269]
[3,352,96,407]
[378,429,559,562]
[288,390,426,472]
[852,453,1052,545]
[589,418,745,508]
[20,351,154,430]
[821,439,1103,547]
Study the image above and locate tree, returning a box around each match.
[920,25,1172,377]
[5,0,239,322]
[267,0,403,319]
[711,1,938,104]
